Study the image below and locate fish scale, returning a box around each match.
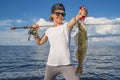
[74,21,88,74]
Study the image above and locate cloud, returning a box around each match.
[36,18,53,27]
[0,17,120,45]
[0,19,26,32]
[0,18,51,45]
[96,25,120,35]
[85,17,120,25]
[0,19,26,26]
[88,36,120,44]
[0,19,13,26]
[0,30,32,45]
[83,17,120,44]
[84,17,120,36]
[16,19,25,23]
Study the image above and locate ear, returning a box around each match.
[49,14,54,21]
[51,14,54,18]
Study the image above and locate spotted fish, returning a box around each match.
[74,21,88,74]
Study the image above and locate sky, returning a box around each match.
[0,0,120,45]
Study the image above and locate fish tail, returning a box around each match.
[75,64,82,74]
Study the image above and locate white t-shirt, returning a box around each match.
[45,23,71,66]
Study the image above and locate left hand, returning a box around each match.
[78,6,88,21]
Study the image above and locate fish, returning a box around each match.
[74,21,88,74]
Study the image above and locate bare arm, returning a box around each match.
[67,15,82,31]
[34,34,48,45]
[67,7,88,31]
[31,24,48,45]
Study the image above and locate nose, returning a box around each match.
[59,14,63,17]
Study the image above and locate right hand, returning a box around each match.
[32,24,40,30]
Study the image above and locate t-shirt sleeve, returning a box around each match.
[45,28,50,36]
[45,30,48,36]
[63,22,70,33]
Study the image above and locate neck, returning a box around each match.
[53,21,63,27]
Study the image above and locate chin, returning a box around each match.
[58,21,63,24]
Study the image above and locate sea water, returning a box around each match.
[0,44,120,80]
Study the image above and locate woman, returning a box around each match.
[32,3,87,80]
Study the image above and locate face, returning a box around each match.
[51,10,65,24]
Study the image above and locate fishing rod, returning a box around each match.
[10,26,32,30]
[10,25,53,41]
[10,25,53,30]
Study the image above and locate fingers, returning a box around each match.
[32,24,40,30]
[79,6,88,17]
[80,10,87,17]
[81,10,88,17]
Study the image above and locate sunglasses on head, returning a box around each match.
[53,12,66,17]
